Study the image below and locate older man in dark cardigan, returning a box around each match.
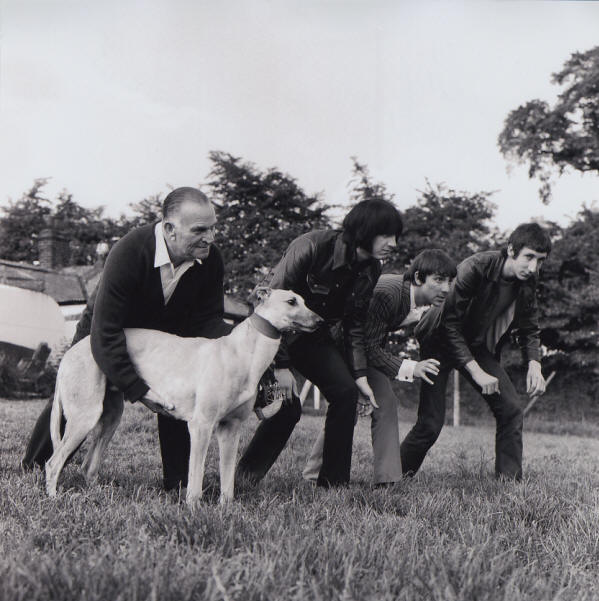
[22,187,231,491]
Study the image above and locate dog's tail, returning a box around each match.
[49,366,64,449]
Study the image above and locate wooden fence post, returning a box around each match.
[453,369,460,427]
[299,379,321,410]
[299,380,312,405]
[313,386,321,410]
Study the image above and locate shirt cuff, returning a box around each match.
[125,379,150,403]
[396,359,417,383]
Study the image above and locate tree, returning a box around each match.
[498,46,599,203]
[0,178,52,262]
[206,151,330,296]
[0,179,123,265]
[536,206,599,379]
[52,191,123,264]
[124,194,164,229]
[348,157,395,205]
[393,182,498,271]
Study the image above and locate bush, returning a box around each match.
[0,361,57,399]
[0,363,20,397]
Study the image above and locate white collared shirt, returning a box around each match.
[154,222,202,305]
[396,284,431,382]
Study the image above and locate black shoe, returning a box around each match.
[316,478,350,489]
[20,459,42,473]
[164,479,188,492]
[235,469,261,488]
[374,481,400,489]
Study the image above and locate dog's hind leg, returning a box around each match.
[185,420,215,508]
[46,407,103,497]
[82,390,124,484]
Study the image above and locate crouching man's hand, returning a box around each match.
[355,376,378,414]
[465,360,500,395]
[274,368,298,405]
[526,360,546,397]
[414,359,440,385]
[140,388,175,416]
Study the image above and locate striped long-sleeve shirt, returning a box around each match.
[363,274,417,380]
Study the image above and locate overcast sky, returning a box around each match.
[1,0,598,232]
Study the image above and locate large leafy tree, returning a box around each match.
[52,191,124,264]
[124,194,164,229]
[206,151,331,295]
[0,179,52,262]
[396,182,498,268]
[498,46,599,203]
[347,157,395,205]
[536,207,599,379]
[0,179,123,265]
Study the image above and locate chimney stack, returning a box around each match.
[38,216,70,269]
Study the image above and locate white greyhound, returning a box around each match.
[45,288,322,505]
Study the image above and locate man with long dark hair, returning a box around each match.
[237,199,404,488]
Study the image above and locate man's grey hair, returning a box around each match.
[162,187,210,219]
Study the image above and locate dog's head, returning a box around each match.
[253,287,323,333]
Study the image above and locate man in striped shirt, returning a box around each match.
[303,249,456,486]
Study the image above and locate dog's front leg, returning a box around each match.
[215,418,243,504]
[186,420,214,508]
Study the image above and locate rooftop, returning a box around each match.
[0,259,87,305]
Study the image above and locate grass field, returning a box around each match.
[1,398,598,601]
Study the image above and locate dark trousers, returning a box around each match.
[237,330,359,487]
[22,399,62,470]
[22,319,234,490]
[400,345,524,480]
[302,366,402,484]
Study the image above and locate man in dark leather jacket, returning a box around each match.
[237,199,403,488]
[401,222,551,480]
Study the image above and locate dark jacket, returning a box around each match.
[89,223,225,401]
[415,250,541,367]
[265,229,381,378]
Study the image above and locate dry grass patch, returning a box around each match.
[0,398,598,601]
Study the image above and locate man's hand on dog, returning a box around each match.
[140,388,175,416]
[274,368,298,405]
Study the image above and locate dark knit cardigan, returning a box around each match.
[90,223,225,401]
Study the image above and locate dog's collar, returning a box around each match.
[249,313,281,339]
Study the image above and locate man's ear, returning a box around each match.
[163,221,175,238]
[414,270,423,286]
[507,244,515,258]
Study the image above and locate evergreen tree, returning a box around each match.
[206,151,330,295]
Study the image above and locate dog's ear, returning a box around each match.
[251,286,272,304]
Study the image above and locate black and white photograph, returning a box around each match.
[0,1,598,599]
